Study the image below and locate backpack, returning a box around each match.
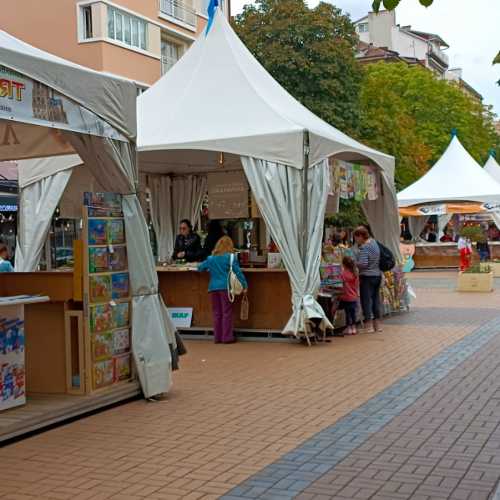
[377,241,395,272]
[228,253,244,302]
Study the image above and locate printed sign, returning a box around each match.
[168,308,193,328]
[208,171,249,219]
[0,65,126,141]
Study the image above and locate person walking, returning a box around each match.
[198,236,247,343]
[353,226,382,333]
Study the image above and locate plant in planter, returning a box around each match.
[457,263,494,292]
[459,225,485,243]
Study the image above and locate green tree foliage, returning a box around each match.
[233,0,362,135]
[372,0,433,11]
[359,63,500,189]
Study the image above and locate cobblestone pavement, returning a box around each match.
[1,272,500,500]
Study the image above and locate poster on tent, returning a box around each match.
[331,160,380,201]
[0,65,126,141]
[208,171,249,219]
[83,192,132,392]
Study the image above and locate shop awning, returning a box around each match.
[398,136,500,208]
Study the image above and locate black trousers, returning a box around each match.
[360,275,382,321]
[340,301,357,326]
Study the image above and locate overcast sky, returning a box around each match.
[230,0,500,116]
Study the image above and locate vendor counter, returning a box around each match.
[158,267,292,332]
[414,242,500,269]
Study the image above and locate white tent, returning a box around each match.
[138,10,400,336]
[398,136,500,207]
[484,154,500,184]
[0,29,174,397]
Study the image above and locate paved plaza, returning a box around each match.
[1,272,500,500]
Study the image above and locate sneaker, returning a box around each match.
[362,321,375,334]
[374,320,383,332]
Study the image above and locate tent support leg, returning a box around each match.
[301,130,310,345]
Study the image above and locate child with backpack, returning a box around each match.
[339,256,360,335]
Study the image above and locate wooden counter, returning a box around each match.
[157,267,292,331]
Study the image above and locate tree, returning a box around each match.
[359,63,500,189]
[233,0,363,135]
[372,0,433,11]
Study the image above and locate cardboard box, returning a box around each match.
[457,271,494,292]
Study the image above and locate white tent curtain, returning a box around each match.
[148,174,207,262]
[242,157,332,335]
[15,169,72,271]
[408,216,430,241]
[149,176,174,262]
[437,214,453,240]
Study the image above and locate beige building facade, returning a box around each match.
[1,0,228,89]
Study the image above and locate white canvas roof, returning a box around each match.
[0,29,137,139]
[398,136,500,207]
[137,10,394,173]
[484,155,500,184]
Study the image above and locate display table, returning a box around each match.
[414,242,500,269]
[158,267,292,332]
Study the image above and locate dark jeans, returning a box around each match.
[340,301,357,326]
[360,275,382,321]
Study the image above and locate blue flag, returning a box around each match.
[205,0,219,35]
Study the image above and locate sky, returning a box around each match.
[230,0,500,116]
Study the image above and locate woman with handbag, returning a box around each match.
[198,236,248,344]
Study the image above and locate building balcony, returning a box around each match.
[159,0,197,28]
[428,44,449,68]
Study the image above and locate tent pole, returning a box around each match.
[302,130,310,267]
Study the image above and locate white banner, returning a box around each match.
[0,65,126,142]
[416,204,447,216]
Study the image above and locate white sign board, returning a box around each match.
[168,307,193,328]
[0,65,125,141]
[417,204,447,216]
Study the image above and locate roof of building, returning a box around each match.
[356,41,424,67]
[401,27,449,48]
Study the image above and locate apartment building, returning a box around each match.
[0,0,229,89]
[354,10,481,101]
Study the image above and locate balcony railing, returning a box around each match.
[428,44,449,68]
[159,0,197,27]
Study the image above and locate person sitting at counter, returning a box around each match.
[0,243,14,272]
[440,229,454,243]
[172,219,202,262]
[198,236,248,344]
[201,220,225,260]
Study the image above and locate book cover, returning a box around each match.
[89,247,108,273]
[108,219,125,245]
[90,304,113,332]
[93,331,113,361]
[112,302,129,329]
[111,273,129,300]
[93,359,114,389]
[109,246,127,271]
[89,275,112,303]
[113,328,130,355]
[84,192,123,217]
[88,219,108,245]
[114,353,131,381]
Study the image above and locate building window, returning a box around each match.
[108,6,148,50]
[358,23,369,33]
[82,5,93,39]
[161,39,182,74]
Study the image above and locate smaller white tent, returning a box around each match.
[484,154,500,184]
[398,136,500,208]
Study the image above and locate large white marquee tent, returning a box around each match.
[137,9,401,336]
[0,28,174,397]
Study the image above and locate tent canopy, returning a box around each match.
[0,29,137,141]
[398,136,500,208]
[484,155,500,184]
[137,10,394,175]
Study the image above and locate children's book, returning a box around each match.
[89,275,112,303]
[114,353,131,381]
[88,219,108,245]
[111,273,129,300]
[112,302,130,329]
[93,331,113,361]
[113,328,130,355]
[90,304,113,332]
[108,219,125,244]
[89,247,109,273]
[93,359,114,389]
[109,246,127,271]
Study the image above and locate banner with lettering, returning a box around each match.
[0,65,126,142]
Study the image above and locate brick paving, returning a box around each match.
[0,271,499,500]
